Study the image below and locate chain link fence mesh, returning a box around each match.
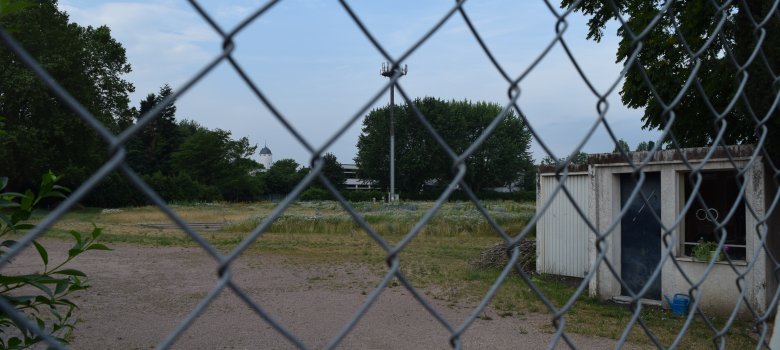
[1,0,779,348]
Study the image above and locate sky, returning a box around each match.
[59,0,661,166]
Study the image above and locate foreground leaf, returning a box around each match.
[31,240,48,266]
[52,269,86,277]
[86,244,111,251]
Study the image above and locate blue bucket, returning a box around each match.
[664,293,690,316]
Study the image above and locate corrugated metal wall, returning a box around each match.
[537,173,590,277]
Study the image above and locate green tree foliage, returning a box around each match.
[355,97,534,193]
[520,165,537,192]
[635,140,656,152]
[0,116,7,143]
[89,85,265,205]
[1,2,265,206]
[297,155,345,199]
[540,151,589,166]
[319,153,345,189]
[612,139,630,153]
[143,172,221,203]
[127,85,181,175]
[0,1,134,192]
[0,1,33,17]
[171,128,262,201]
[561,0,780,157]
[177,119,207,140]
[266,159,303,195]
[0,172,110,348]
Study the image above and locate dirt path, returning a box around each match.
[4,239,642,349]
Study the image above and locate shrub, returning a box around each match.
[83,173,146,208]
[144,172,221,203]
[0,172,110,348]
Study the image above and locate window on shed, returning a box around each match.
[681,170,746,260]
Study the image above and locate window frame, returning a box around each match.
[677,169,747,262]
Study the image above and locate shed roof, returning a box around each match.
[538,144,756,174]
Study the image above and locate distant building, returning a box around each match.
[341,164,377,190]
[259,144,272,171]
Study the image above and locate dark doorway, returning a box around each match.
[620,172,662,300]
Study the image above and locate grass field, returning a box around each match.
[36,200,760,349]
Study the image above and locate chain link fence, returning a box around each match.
[1,0,779,348]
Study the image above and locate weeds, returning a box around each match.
[39,200,758,348]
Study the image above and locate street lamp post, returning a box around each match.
[380,62,407,202]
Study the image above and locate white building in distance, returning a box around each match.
[259,144,272,170]
[341,164,377,190]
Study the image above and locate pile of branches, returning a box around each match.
[469,239,536,274]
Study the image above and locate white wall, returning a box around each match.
[588,157,769,314]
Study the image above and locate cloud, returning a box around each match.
[215,3,255,20]
[60,1,221,99]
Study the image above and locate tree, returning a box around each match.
[635,140,656,152]
[520,165,537,192]
[456,100,534,192]
[171,128,261,200]
[613,139,630,153]
[561,0,779,158]
[0,0,134,191]
[319,153,345,189]
[127,84,181,175]
[0,1,33,17]
[355,97,533,193]
[177,119,208,140]
[540,151,589,166]
[266,159,303,195]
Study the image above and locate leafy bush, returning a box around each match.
[84,172,222,208]
[0,172,110,348]
[84,173,146,208]
[218,173,264,202]
[144,172,221,203]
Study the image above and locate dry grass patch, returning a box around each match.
[32,200,760,348]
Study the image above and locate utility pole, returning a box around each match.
[380,62,407,202]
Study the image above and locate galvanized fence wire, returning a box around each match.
[0,0,779,348]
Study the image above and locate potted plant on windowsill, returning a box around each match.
[692,239,722,262]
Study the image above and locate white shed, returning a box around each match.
[535,145,778,315]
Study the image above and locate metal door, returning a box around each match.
[620,172,662,300]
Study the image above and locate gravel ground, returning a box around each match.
[4,239,643,349]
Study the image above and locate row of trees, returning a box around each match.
[6,1,771,207]
[124,85,265,202]
[90,85,360,206]
[0,1,337,207]
[539,139,656,166]
[355,97,535,194]
[613,139,656,153]
[45,84,294,207]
